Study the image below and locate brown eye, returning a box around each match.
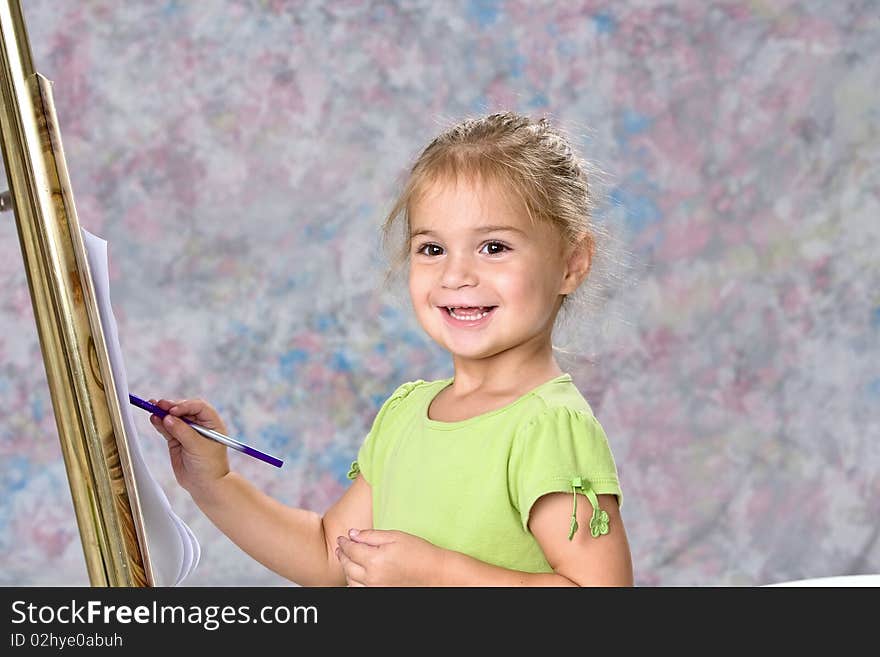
[481,241,509,255]
[416,243,443,256]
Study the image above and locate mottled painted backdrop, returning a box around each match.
[1,1,877,586]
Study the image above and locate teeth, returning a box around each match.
[447,307,492,320]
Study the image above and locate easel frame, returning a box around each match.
[0,0,153,586]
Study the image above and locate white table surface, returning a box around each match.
[764,574,880,586]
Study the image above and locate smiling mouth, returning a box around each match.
[442,306,497,320]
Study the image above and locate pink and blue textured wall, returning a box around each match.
[1,1,877,586]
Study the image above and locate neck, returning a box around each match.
[447,337,564,397]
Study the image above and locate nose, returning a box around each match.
[440,251,478,289]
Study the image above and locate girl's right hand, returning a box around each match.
[147,397,231,499]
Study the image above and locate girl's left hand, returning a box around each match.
[335,529,442,586]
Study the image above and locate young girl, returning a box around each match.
[150,112,633,586]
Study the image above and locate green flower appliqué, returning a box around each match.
[346,460,360,480]
[568,476,610,540]
[590,508,610,537]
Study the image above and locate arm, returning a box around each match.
[193,471,373,586]
[337,493,632,586]
[152,398,372,587]
[530,492,633,586]
[434,491,632,586]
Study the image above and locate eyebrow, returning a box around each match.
[410,225,527,239]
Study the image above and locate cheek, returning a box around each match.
[500,267,560,313]
[408,269,429,303]
[495,268,540,303]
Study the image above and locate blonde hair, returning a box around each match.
[381,111,625,357]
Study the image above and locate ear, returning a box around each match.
[560,233,594,295]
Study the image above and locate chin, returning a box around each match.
[444,340,506,360]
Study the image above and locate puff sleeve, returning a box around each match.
[508,406,622,540]
[348,381,422,485]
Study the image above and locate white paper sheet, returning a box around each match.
[81,228,200,586]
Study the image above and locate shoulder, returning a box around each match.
[372,377,450,422]
[515,376,600,434]
[353,377,448,482]
[383,377,448,409]
[508,379,619,482]
[511,403,609,453]
[506,383,624,517]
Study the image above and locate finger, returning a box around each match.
[151,418,182,451]
[155,399,181,411]
[150,416,182,460]
[166,399,196,414]
[347,528,396,546]
[337,535,378,563]
[149,414,177,443]
[335,546,366,584]
[168,399,220,426]
[161,413,210,451]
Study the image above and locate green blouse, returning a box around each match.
[349,373,623,574]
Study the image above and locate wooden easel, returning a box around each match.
[0,0,152,586]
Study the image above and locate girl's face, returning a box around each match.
[407,176,583,366]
